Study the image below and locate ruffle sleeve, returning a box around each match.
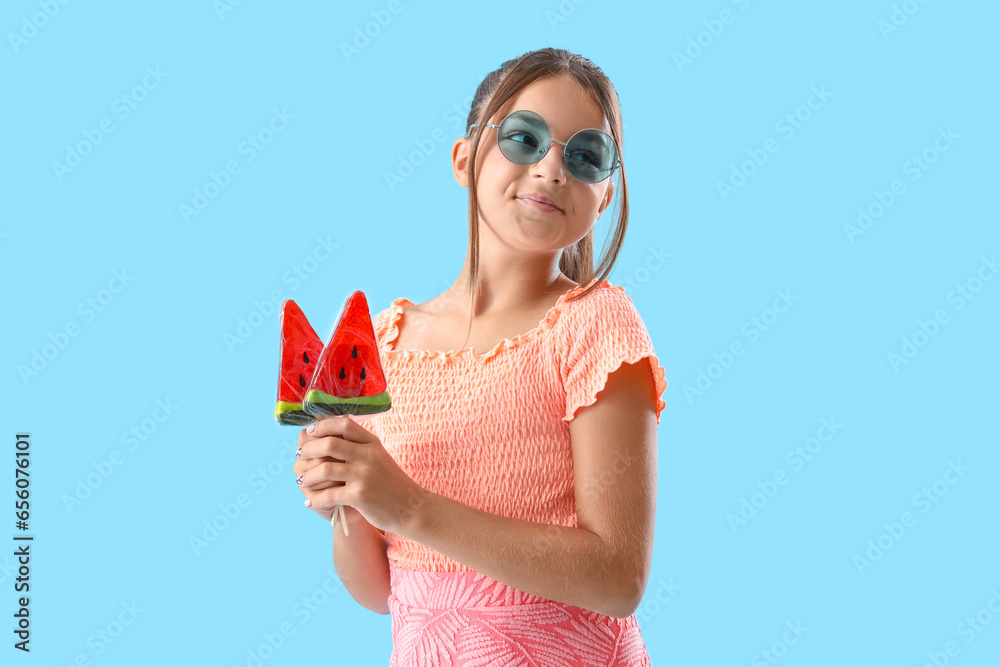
[559,283,667,425]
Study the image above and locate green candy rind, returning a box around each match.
[302,389,391,417]
[275,401,315,425]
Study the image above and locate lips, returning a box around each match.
[517,193,562,211]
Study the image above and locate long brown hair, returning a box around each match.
[462,48,629,305]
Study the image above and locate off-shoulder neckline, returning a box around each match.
[380,277,620,364]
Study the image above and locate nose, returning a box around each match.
[529,139,568,182]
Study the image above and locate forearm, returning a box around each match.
[400,491,636,618]
[333,507,391,615]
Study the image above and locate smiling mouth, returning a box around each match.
[517,197,561,212]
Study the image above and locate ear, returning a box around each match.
[452,137,470,188]
[597,179,615,218]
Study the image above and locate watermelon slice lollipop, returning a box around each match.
[300,291,391,537]
[303,291,391,418]
[274,299,352,533]
[275,300,326,425]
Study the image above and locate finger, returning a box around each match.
[303,435,361,463]
[306,414,371,444]
[293,456,324,476]
[297,472,343,495]
[297,438,350,463]
[298,426,317,447]
[293,455,341,478]
[301,489,336,520]
[300,460,351,489]
[308,484,348,513]
[297,422,342,448]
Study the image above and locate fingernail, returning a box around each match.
[296,475,303,486]
[304,498,312,508]
[295,447,302,459]
[307,423,316,433]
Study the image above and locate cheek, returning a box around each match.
[587,186,610,213]
[477,156,519,196]
[476,143,506,176]
[566,187,603,216]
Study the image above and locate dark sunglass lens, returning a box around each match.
[567,130,617,182]
[497,112,548,165]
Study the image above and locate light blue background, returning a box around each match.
[3,1,998,665]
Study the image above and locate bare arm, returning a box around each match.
[295,428,392,616]
[333,506,391,615]
[400,359,659,619]
[298,360,659,619]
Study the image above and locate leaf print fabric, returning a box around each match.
[388,564,652,667]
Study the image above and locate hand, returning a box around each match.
[292,427,341,523]
[295,415,429,534]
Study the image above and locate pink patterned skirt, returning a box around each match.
[388,563,652,666]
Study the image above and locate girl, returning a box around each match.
[293,47,666,666]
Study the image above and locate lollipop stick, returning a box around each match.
[332,413,352,537]
[332,504,349,536]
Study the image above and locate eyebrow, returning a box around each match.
[510,109,609,134]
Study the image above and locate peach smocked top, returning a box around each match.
[356,277,667,573]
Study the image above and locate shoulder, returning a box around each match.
[556,279,646,331]
[372,301,402,329]
[371,297,411,347]
[555,279,665,424]
[371,303,394,335]
[553,279,654,361]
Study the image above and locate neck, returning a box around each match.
[448,252,570,318]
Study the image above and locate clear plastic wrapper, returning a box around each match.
[274,291,392,535]
[303,291,392,418]
[274,299,325,426]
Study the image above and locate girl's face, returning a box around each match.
[453,74,616,256]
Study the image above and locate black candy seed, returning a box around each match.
[360,367,366,380]
[352,345,357,358]
[299,374,306,388]
[339,366,345,380]
[303,351,309,364]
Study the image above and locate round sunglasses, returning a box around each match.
[470,110,622,184]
